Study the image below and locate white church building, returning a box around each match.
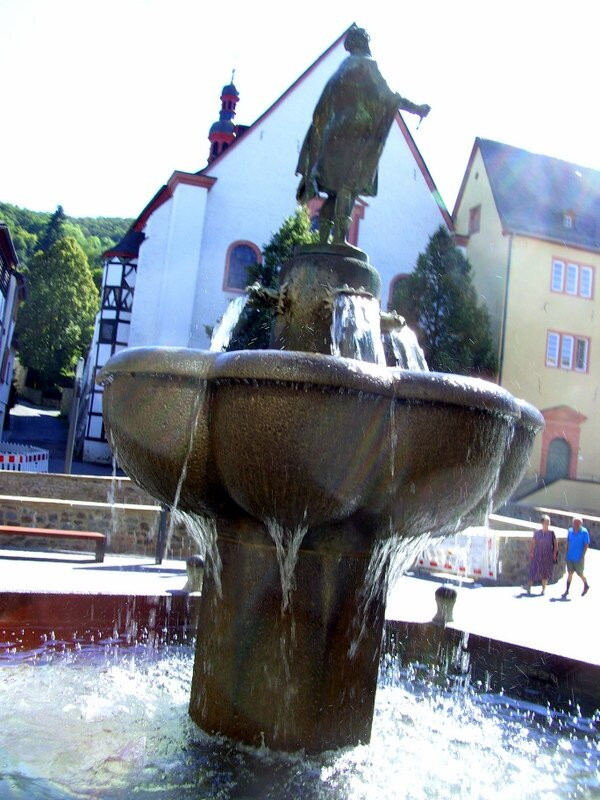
[82,27,451,463]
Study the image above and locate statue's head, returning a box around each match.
[344,26,371,56]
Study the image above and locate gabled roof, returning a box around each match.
[114,24,449,249]
[455,138,600,251]
[104,230,146,260]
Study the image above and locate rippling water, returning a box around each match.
[0,642,598,799]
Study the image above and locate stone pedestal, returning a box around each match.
[271,245,381,356]
[189,516,385,753]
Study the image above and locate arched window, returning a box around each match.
[545,437,571,482]
[223,241,261,293]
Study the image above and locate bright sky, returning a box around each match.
[1,0,598,219]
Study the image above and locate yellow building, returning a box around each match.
[453,139,600,483]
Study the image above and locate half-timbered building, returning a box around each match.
[0,224,25,434]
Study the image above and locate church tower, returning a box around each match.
[208,77,240,163]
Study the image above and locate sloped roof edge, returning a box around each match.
[103,172,217,259]
[196,25,354,175]
[395,115,452,229]
[451,138,480,221]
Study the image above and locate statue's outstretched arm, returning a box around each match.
[395,93,430,120]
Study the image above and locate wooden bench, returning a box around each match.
[0,525,106,562]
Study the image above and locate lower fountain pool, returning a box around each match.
[0,637,597,800]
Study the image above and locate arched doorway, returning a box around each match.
[545,437,571,482]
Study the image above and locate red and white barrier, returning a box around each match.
[416,529,498,581]
[0,444,49,472]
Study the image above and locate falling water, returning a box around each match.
[161,386,208,559]
[482,420,517,526]
[263,518,308,742]
[176,509,222,599]
[265,518,308,614]
[331,294,387,365]
[349,530,437,659]
[209,296,248,352]
[386,325,429,370]
[106,435,120,549]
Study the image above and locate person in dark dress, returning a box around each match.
[527,514,558,595]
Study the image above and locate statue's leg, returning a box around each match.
[332,191,354,244]
[319,196,335,244]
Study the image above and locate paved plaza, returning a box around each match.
[0,545,598,666]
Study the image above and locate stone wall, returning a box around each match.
[0,494,195,560]
[0,472,156,506]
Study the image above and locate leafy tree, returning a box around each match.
[390,226,497,376]
[16,236,99,385]
[37,205,67,253]
[226,206,318,350]
[248,205,318,289]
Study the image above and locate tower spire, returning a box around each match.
[207,77,240,164]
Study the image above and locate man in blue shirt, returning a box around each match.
[562,516,590,598]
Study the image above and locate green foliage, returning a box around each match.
[248,206,318,289]
[0,201,131,286]
[390,226,498,376]
[37,205,67,253]
[16,237,99,385]
[226,207,318,350]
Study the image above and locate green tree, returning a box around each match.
[37,205,66,253]
[226,207,318,350]
[390,226,497,376]
[16,236,99,385]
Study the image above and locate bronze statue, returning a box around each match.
[296,25,430,245]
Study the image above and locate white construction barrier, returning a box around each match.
[0,443,49,472]
[416,527,498,581]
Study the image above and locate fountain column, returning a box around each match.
[189,515,386,752]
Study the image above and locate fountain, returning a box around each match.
[98,26,544,753]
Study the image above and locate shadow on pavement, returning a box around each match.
[74,564,186,575]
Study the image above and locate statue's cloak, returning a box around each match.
[296,55,399,200]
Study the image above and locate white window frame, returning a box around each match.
[580,266,593,299]
[574,337,590,372]
[551,260,564,292]
[560,335,574,369]
[565,263,579,295]
[546,330,590,372]
[546,331,560,367]
[551,258,595,299]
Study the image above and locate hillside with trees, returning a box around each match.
[0,201,131,288]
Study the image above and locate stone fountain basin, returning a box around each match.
[99,347,539,537]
